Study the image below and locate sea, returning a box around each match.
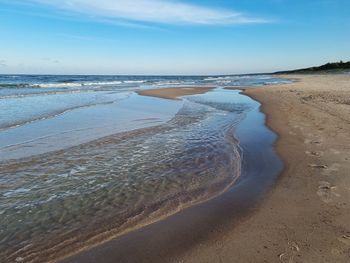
[0,74,290,262]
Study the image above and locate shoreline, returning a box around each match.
[61,87,283,263]
[177,74,350,262]
[50,73,350,262]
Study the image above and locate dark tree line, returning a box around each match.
[275,61,350,74]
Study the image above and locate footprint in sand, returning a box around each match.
[305,151,323,157]
[309,163,341,176]
[309,164,328,169]
[337,235,350,246]
[304,138,322,145]
[317,181,340,203]
[278,241,300,263]
[321,163,341,176]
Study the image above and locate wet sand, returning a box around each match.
[137,86,214,100]
[62,74,350,263]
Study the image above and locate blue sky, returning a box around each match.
[0,0,349,75]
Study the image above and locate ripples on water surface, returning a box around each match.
[0,75,289,262]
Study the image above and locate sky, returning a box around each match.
[0,0,349,75]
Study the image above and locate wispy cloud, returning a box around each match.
[32,0,267,25]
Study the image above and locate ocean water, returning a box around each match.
[0,74,290,262]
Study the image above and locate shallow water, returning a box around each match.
[0,94,182,161]
[0,75,288,262]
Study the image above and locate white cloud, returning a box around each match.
[33,0,266,25]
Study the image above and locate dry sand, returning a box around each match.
[178,74,350,262]
[137,86,214,100]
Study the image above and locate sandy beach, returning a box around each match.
[61,73,350,263]
[137,86,214,100]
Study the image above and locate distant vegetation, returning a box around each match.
[275,61,350,74]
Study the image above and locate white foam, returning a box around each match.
[123,80,146,84]
[82,81,123,86]
[33,83,83,88]
[32,81,126,88]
